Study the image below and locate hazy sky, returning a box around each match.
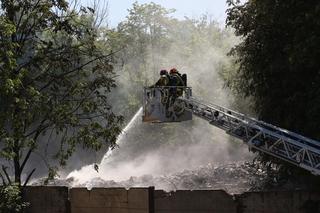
[81,0,229,26]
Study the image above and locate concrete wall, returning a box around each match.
[21,187,320,213]
[70,187,151,213]
[237,191,320,213]
[155,190,236,213]
[154,190,320,213]
[23,186,68,213]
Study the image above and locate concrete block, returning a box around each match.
[70,187,150,213]
[237,191,320,213]
[23,186,68,213]
[155,190,236,213]
[128,188,149,209]
[70,188,128,208]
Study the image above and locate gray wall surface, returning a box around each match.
[70,187,150,213]
[21,187,320,213]
[155,190,236,213]
[23,186,68,213]
[237,191,320,213]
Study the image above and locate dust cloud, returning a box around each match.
[63,14,256,192]
[24,6,257,192]
[66,108,253,191]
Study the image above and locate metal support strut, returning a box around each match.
[179,96,320,176]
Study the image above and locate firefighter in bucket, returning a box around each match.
[143,68,191,122]
[166,68,187,118]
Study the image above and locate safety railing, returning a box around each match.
[143,86,193,122]
[179,96,320,175]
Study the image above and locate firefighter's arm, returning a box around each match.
[154,79,162,86]
[149,80,160,88]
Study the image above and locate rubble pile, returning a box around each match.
[37,161,275,194]
[34,159,319,194]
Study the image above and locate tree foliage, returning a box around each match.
[226,0,320,139]
[0,184,29,213]
[103,2,237,118]
[0,0,123,185]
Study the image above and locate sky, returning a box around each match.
[81,0,229,27]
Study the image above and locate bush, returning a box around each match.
[0,184,29,213]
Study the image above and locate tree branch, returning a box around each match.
[2,166,11,185]
[20,129,43,173]
[20,148,33,176]
[77,113,105,120]
[38,48,122,92]
[57,52,114,77]
[24,117,49,138]
[0,172,7,186]
[23,168,36,187]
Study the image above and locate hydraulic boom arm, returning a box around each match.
[180,96,320,175]
[143,86,320,175]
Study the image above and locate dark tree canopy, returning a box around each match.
[0,0,123,185]
[226,0,320,139]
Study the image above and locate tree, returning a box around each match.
[0,0,123,186]
[104,2,237,119]
[226,0,320,139]
[0,184,29,212]
[103,2,175,117]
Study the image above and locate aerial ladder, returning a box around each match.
[142,86,320,176]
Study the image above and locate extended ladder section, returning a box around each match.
[179,96,320,176]
[142,86,320,175]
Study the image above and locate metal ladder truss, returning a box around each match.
[179,96,320,176]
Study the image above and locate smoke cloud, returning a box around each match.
[66,109,253,189]
[30,5,255,192]
[62,10,256,191]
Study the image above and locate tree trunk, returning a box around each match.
[14,140,21,185]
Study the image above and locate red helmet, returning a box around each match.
[170,68,177,74]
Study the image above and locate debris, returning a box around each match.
[32,159,319,194]
[94,164,99,173]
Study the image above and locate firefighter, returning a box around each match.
[151,69,169,87]
[148,69,170,105]
[164,68,184,118]
[169,68,185,96]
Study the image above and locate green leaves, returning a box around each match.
[0,184,29,213]
[0,16,16,36]
[0,0,123,186]
[226,0,320,139]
